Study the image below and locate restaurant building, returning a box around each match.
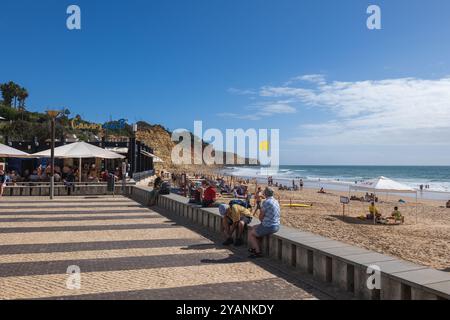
[3,135,155,178]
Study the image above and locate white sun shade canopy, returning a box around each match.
[141,150,164,163]
[351,176,416,193]
[0,143,30,158]
[32,141,125,159]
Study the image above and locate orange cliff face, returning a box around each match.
[135,124,217,171]
[135,124,176,170]
[135,122,258,171]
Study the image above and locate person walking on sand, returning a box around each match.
[254,186,265,215]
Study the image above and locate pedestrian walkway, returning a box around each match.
[0,196,327,300]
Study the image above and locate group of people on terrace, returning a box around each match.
[0,163,124,185]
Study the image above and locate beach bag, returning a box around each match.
[229,199,252,209]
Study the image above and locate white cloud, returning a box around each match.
[219,102,296,121]
[217,112,262,121]
[227,88,257,96]
[284,74,327,86]
[261,76,450,145]
[256,103,296,116]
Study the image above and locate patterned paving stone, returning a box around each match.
[0,196,326,300]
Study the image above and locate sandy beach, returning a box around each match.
[168,167,450,271]
[272,187,450,271]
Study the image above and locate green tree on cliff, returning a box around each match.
[0,82,28,108]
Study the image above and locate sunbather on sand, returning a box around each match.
[387,206,405,223]
[367,202,382,221]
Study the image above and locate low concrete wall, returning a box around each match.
[129,186,450,300]
[132,170,155,182]
[3,184,134,197]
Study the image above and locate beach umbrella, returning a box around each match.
[32,141,125,182]
[32,141,125,159]
[350,176,418,224]
[351,176,416,193]
[0,143,30,158]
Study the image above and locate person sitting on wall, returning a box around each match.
[233,185,247,199]
[221,184,232,194]
[188,182,202,205]
[202,181,218,207]
[247,188,281,259]
[148,173,163,207]
[153,175,163,189]
[219,204,253,247]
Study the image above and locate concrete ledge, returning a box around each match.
[128,186,450,300]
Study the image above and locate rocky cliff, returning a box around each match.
[135,121,258,170]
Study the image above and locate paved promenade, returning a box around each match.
[0,196,328,300]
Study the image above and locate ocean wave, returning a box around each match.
[221,166,450,193]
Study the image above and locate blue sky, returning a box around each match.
[1,0,450,165]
